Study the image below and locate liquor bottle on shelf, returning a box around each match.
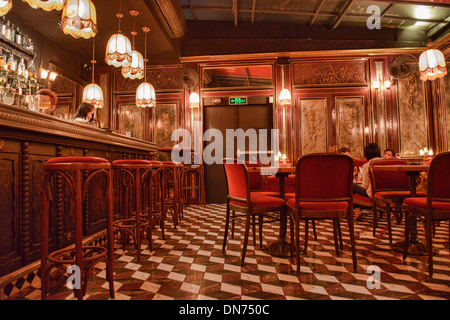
[17,58,25,77]
[7,54,16,73]
[5,20,11,41]
[1,17,6,38]
[15,27,22,46]
[10,23,15,43]
[28,59,36,80]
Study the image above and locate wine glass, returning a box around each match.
[2,88,15,105]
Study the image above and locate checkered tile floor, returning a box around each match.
[7,204,450,300]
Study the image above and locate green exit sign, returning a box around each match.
[229,97,248,105]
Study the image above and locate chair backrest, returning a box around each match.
[295,153,353,202]
[370,159,409,192]
[223,159,249,202]
[428,152,450,200]
[245,161,263,191]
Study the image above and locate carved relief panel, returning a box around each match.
[299,98,328,155]
[397,73,428,157]
[336,97,365,159]
[293,60,368,87]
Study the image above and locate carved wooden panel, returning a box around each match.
[397,73,428,157]
[293,60,368,87]
[299,98,327,155]
[114,67,184,92]
[336,97,365,159]
[444,74,450,150]
[0,153,21,276]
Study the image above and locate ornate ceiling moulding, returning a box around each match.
[180,48,427,63]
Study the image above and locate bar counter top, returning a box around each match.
[0,102,156,152]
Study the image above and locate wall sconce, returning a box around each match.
[189,91,199,109]
[48,71,58,81]
[40,68,49,80]
[372,78,391,90]
[40,69,57,81]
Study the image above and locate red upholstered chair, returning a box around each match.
[287,153,356,274]
[41,157,114,300]
[222,159,285,265]
[402,152,450,276]
[370,159,426,244]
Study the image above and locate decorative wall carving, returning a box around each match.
[293,60,367,86]
[114,67,184,92]
[336,97,365,159]
[397,73,428,157]
[299,98,327,155]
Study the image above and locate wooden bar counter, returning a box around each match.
[0,102,157,277]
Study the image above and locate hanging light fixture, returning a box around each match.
[121,10,144,79]
[105,0,132,68]
[419,41,447,81]
[61,0,97,39]
[136,27,156,108]
[24,0,65,11]
[83,37,104,109]
[0,0,12,16]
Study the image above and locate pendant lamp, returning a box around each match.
[24,0,65,11]
[121,10,144,80]
[105,0,132,68]
[0,0,12,16]
[136,27,156,108]
[419,42,447,81]
[61,0,97,39]
[82,37,104,109]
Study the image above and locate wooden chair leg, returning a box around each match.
[373,202,378,237]
[241,213,251,266]
[295,215,301,274]
[312,220,317,241]
[425,217,434,277]
[222,204,230,254]
[386,203,392,245]
[403,212,410,260]
[332,218,340,256]
[304,218,309,253]
[347,210,357,273]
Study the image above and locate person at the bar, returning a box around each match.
[37,88,57,115]
[72,102,95,124]
[353,143,382,220]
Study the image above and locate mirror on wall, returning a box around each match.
[202,64,273,89]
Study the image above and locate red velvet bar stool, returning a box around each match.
[41,156,115,300]
[112,159,154,261]
[161,161,184,228]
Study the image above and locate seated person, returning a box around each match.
[37,88,57,115]
[338,147,352,157]
[383,148,396,159]
[353,143,382,220]
[72,102,95,124]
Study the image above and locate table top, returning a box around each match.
[247,165,295,175]
[373,163,430,172]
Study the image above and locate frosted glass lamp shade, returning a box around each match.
[24,0,65,11]
[121,50,144,79]
[83,83,104,109]
[0,0,12,16]
[279,88,291,105]
[136,82,156,108]
[419,48,447,81]
[61,0,97,39]
[189,92,199,108]
[105,33,132,67]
